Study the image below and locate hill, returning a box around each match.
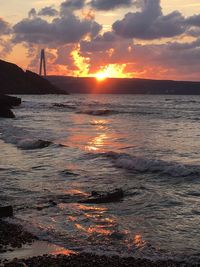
[48,76,200,94]
[0,60,67,94]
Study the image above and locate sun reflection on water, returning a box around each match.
[59,115,129,153]
[76,203,108,212]
[64,189,89,197]
[86,133,107,151]
[52,248,76,256]
[133,234,146,249]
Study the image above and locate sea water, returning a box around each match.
[0,94,200,263]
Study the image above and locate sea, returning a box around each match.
[0,94,200,263]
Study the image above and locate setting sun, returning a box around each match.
[94,64,129,81]
[95,72,108,81]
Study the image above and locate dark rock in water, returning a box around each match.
[0,94,21,107]
[61,169,79,176]
[0,206,13,218]
[36,200,57,211]
[79,188,124,204]
[49,200,57,206]
[36,140,52,149]
[53,103,67,108]
[0,94,21,118]
[19,139,53,150]
[0,105,15,118]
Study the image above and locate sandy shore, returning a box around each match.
[0,220,197,267]
[2,253,188,267]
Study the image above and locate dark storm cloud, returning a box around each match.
[38,6,59,17]
[12,12,102,45]
[89,0,133,10]
[186,14,200,27]
[61,0,85,11]
[112,0,187,39]
[0,18,11,35]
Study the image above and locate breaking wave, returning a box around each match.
[101,151,200,177]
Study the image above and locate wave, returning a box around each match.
[76,109,118,116]
[0,123,65,150]
[100,152,200,177]
[53,103,77,110]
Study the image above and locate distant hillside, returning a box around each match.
[48,75,200,95]
[0,60,67,94]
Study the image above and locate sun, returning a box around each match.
[95,72,108,81]
[94,64,128,82]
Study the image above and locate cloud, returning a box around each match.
[28,8,37,19]
[0,39,12,57]
[38,6,59,17]
[186,14,200,27]
[61,0,85,11]
[3,0,200,81]
[0,18,11,35]
[89,0,133,10]
[13,12,102,45]
[113,0,186,39]
[80,31,128,53]
[79,24,200,80]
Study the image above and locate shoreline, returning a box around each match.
[0,220,197,267]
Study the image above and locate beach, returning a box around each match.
[0,94,200,266]
[1,220,195,267]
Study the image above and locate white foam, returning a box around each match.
[105,152,199,177]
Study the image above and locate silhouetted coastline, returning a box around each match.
[48,75,200,94]
[0,60,67,95]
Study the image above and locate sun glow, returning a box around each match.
[71,46,90,77]
[94,64,129,81]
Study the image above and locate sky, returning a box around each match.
[1,0,200,80]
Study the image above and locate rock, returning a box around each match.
[79,188,124,204]
[0,206,13,218]
[0,59,68,94]
[0,105,15,118]
[49,200,57,206]
[34,140,52,149]
[0,94,21,118]
[0,94,21,107]
[18,139,53,150]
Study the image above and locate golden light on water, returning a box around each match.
[64,189,89,197]
[52,248,76,256]
[73,204,114,237]
[76,204,107,212]
[75,223,112,236]
[59,116,129,153]
[86,133,107,151]
[133,234,146,249]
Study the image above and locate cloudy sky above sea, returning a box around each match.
[1,0,200,80]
